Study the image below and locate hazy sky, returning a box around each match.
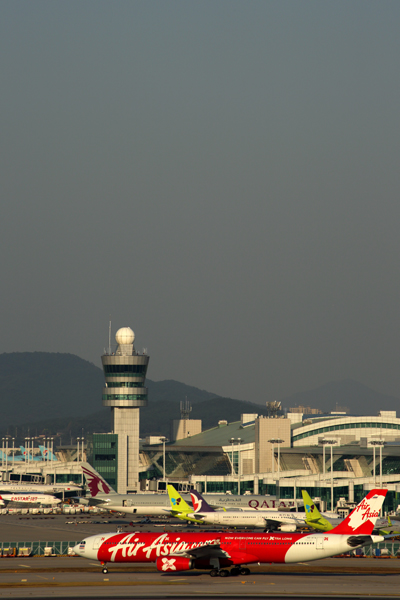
[1,1,400,405]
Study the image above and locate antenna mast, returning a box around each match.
[108,318,112,355]
[180,397,192,420]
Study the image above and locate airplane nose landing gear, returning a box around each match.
[100,562,108,574]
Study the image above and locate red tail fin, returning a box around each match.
[331,489,387,535]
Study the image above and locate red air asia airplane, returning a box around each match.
[74,489,387,577]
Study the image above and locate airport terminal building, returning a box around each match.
[138,410,400,513]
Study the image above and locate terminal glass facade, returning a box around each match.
[293,421,400,442]
[89,434,118,488]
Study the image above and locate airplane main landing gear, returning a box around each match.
[209,568,230,577]
[209,566,250,577]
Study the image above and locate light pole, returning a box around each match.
[77,437,80,464]
[160,437,169,483]
[229,438,243,494]
[1,438,4,469]
[319,439,338,511]
[268,438,284,498]
[319,439,330,478]
[25,437,29,465]
[229,438,235,476]
[5,438,8,473]
[12,438,15,467]
[237,438,242,494]
[369,440,385,488]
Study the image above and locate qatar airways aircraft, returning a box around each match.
[74,489,387,577]
[80,463,293,514]
[186,490,338,531]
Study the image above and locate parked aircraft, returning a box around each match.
[73,489,387,577]
[80,463,293,514]
[0,492,61,507]
[0,450,25,462]
[19,446,42,461]
[166,485,203,524]
[0,482,82,494]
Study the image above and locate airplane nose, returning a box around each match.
[73,543,82,556]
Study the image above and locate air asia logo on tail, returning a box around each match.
[346,496,380,531]
[82,466,111,496]
[332,489,387,535]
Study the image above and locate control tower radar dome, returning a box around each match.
[115,327,135,345]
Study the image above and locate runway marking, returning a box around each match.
[18,564,31,567]
[0,580,189,589]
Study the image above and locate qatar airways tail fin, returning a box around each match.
[331,489,387,535]
[81,462,117,497]
[190,490,215,513]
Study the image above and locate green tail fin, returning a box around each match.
[167,484,192,514]
[302,490,334,532]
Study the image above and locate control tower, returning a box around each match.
[101,327,149,493]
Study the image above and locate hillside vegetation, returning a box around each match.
[0,352,398,442]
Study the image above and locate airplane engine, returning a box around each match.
[156,556,193,572]
[256,518,267,528]
[279,523,297,532]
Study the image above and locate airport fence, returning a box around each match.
[355,541,400,557]
[0,541,79,557]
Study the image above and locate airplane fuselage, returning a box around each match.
[0,493,61,506]
[92,493,293,515]
[192,510,307,529]
[74,530,382,570]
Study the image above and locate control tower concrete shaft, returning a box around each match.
[101,327,149,493]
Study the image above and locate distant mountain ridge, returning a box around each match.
[0,352,398,441]
[0,352,219,431]
[280,379,400,415]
